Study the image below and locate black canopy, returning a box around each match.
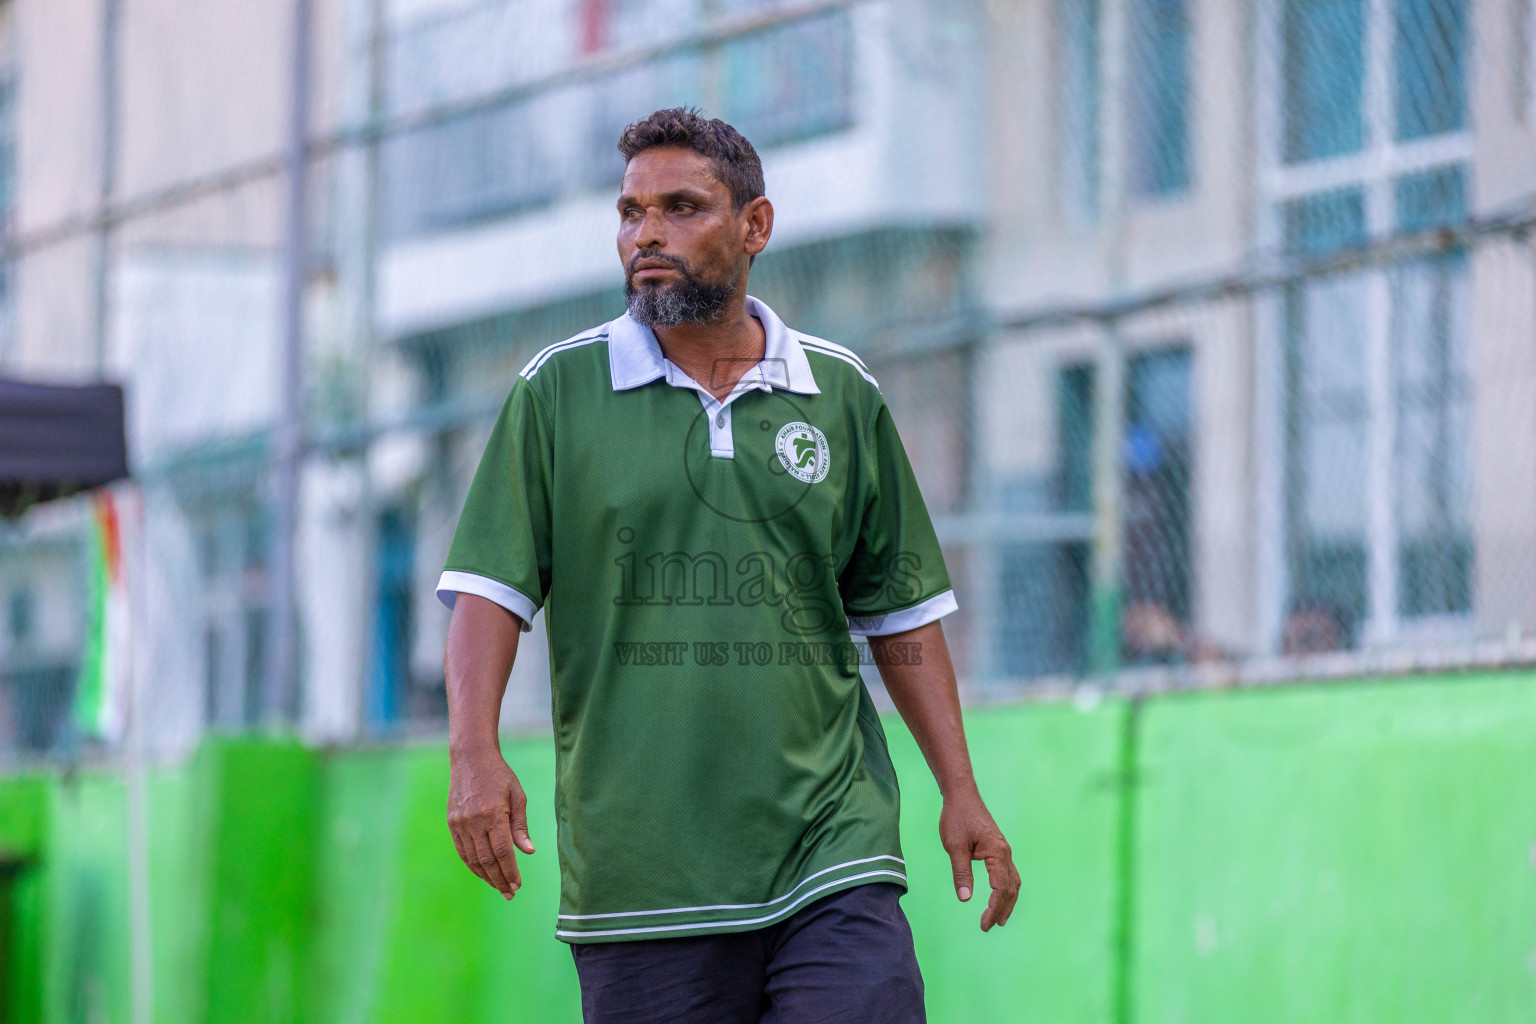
[0,378,129,517]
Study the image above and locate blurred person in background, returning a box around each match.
[436,107,1019,1023]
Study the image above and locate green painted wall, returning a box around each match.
[0,775,50,1024]
[309,737,577,1024]
[307,704,1127,1024]
[892,701,1125,1023]
[48,775,131,1024]
[1130,675,1536,1024]
[0,777,49,860]
[0,742,317,1024]
[2,671,1534,1022]
[200,741,317,1024]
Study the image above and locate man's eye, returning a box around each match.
[673,203,694,213]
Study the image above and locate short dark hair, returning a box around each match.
[617,107,765,211]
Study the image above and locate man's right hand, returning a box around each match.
[447,751,536,900]
[443,594,531,899]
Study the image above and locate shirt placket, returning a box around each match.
[664,362,774,459]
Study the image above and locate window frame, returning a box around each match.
[1126,0,1193,199]
[192,498,270,729]
[1254,0,1474,653]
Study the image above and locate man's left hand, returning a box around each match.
[939,792,1020,931]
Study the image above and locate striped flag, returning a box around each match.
[76,490,129,741]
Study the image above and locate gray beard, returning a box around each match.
[625,275,736,328]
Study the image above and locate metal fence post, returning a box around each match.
[268,0,313,726]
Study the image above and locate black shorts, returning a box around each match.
[568,882,926,1023]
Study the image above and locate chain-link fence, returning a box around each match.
[0,0,1531,764]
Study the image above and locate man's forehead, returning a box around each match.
[620,148,726,198]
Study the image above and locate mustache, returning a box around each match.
[626,250,695,278]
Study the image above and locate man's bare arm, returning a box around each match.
[870,618,1021,931]
[445,593,536,901]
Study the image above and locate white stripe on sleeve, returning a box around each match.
[436,570,539,632]
[845,589,958,636]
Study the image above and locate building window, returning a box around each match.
[195,500,269,727]
[1279,0,1467,159]
[997,542,1092,679]
[1058,0,1102,219]
[1394,0,1466,140]
[5,586,28,646]
[0,67,13,226]
[383,2,563,238]
[1524,0,1536,121]
[1282,0,1365,162]
[573,0,703,189]
[1128,0,1191,196]
[1059,363,1096,516]
[1121,347,1193,665]
[1280,173,1470,644]
[1268,0,1471,649]
[581,55,703,192]
[1391,166,1470,617]
[995,348,1195,677]
[995,363,1096,679]
[1282,188,1369,643]
[579,3,854,190]
[717,10,854,149]
[384,103,561,238]
[382,0,856,237]
[368,507,415,730]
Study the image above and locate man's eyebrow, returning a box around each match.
[616,187,715,209]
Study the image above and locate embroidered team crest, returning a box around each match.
[775,422,830,484]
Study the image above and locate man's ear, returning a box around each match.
[743,196,774,257]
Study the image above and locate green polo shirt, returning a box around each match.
[437,294,957,943]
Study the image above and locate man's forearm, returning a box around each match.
[443,593,537,900]
[870,619,977,799]
[445,593,523,757]
[872,617,1021,929]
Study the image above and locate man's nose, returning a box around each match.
[636,207,667,250]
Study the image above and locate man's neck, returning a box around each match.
[652,295,767,403]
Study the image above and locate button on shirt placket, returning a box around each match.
[663,362,774,459]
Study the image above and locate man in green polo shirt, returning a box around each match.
[439,107,1018,1023]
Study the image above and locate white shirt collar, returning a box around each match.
[607,294,821,396]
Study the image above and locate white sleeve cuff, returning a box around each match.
[846,589,958,636]
[436,570,539,632]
